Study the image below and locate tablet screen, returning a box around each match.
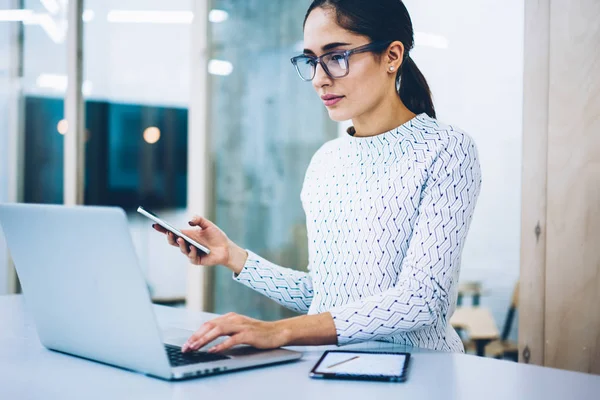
[313,351,408,377]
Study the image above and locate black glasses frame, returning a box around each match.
[290,41,393,82]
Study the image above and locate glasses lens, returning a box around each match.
[293,56,316,81]
[323,52,348,78]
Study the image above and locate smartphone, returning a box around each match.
[137,206,211,255]
[309,350,411,382]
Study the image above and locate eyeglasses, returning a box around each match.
[290,41,392,82]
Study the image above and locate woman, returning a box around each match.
[155,0,481,354]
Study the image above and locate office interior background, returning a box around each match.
[0,0,529,354]
[1,0,598,374]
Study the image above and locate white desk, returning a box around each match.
[1,295,599,400]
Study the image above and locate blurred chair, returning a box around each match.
[457,281,491,307]
[479,281,519,361]
[451,305,500,357]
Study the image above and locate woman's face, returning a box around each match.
[303,7,394,122]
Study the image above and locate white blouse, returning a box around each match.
[233,113,482,352]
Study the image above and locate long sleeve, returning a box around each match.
[232,250,314,314]
[328,132,481,345]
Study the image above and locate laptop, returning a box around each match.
[0,203,302,380]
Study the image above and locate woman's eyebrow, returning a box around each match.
[304,42,352,54]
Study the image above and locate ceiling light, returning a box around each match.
[82,10,94,22]
[22,13,65,43]
[36,74,93,95]
[40,0,60,15]
[143,127,161,144]
[0,9,33,22]
[107,10,193,24]
[57,119,68,135]
[208,59,233,76]
[208,9,228,23]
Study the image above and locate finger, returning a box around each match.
[187,320,242,352]
[187,326,226,352]
[181,228,203,238]
[177,238,190,256]
[167,232,179,247]
[152,224,168,234]
[181,314,240,352]
[183,314,234,347]
[188,215,212,230]
[188,244,198,263]
[208,334,243,353]
[166,232,178,247]
[182,323,214,352]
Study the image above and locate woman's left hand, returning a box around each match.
[182,312,289,353]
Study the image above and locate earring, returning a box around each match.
[389,66,395,71]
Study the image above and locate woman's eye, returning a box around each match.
[331,54,345,61]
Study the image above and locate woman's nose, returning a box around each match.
[312,63,332,90]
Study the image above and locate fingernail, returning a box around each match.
[208,348,216,353]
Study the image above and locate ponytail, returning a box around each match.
[398,57,436,119]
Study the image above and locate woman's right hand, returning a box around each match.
[152,215,248,274]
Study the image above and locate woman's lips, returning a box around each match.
[321,95,344,107]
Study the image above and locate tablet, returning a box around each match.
[309,350,410,382]
[137,206,211,255]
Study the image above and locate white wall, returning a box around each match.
[406,0,524,338]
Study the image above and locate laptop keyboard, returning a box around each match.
[165,344,230,367]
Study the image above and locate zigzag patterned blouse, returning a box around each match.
[233,113,482,352]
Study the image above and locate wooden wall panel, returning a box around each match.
[519,0,550,366]
[545,0,600,375]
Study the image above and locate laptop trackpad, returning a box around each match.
[161,327,228,350]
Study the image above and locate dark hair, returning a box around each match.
[304,0,436,118]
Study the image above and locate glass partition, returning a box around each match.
[209,0,337,320]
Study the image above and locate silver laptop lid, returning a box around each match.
[0,203,172,379]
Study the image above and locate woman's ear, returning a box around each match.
[386,41,405,71]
